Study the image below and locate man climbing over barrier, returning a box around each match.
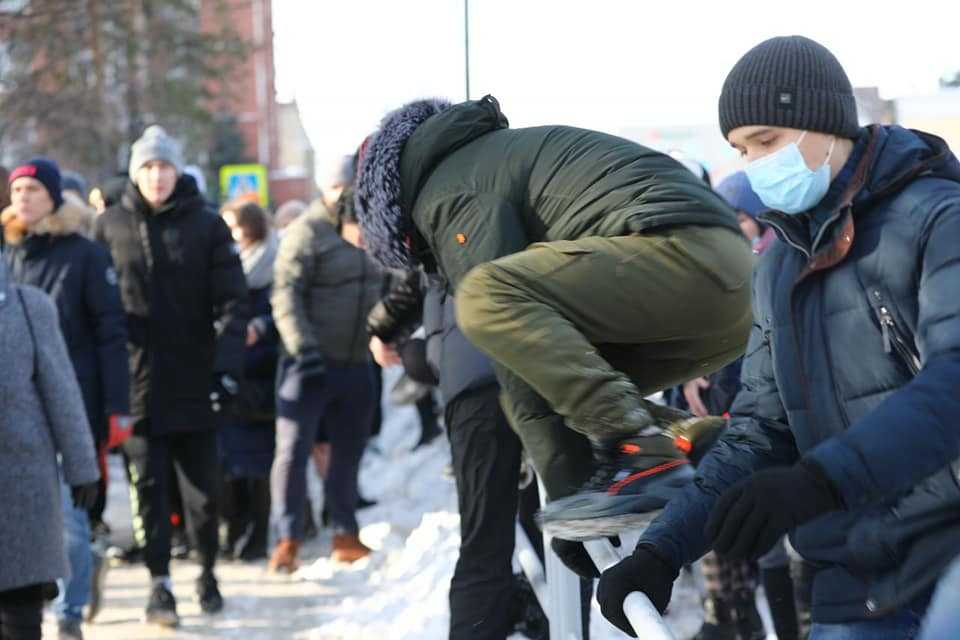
[353,95,753,541]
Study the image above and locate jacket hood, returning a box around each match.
[355,95,508,269]
[857,125,960,205]
[354,98,451,269]
[1,192,96,245]
[121,173,203,216]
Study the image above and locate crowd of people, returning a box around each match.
[1,33,959,640]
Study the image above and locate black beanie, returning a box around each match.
[9,157,64,211]
[719,36,859,140]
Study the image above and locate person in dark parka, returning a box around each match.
[95,126,248,627]
[599,36,960,639]
[355,95,752,539]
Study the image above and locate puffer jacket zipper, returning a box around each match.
[870,289,921,376]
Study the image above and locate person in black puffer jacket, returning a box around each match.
[96,126,248,627]
[600,36,960,639]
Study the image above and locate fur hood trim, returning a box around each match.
[355,98,451,269]
[2,192,95,245]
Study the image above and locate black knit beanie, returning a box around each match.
[719,36,859,140]
[9,157,63,211]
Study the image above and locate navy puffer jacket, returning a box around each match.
[642,125,960,623]
[3,196,129,445]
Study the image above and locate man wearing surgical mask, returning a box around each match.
[599,36,960,640]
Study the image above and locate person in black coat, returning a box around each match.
[218,200,279,562]
[369,273,562,639]
[95,126,248,627]
[2,157,126,636]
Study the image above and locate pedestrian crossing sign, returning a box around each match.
[220,164,269,206]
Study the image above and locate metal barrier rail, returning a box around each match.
[525,481,676,639]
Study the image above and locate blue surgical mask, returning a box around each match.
[744,131,836,214]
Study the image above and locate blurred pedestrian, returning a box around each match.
[2,158,129,639]
[269,192,385,571]
[95,126,248,627]
[219,200,279,561]
[274,199,306,233]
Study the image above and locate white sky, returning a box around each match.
[272,0,960,180]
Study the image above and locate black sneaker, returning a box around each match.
[107,543,145,566]
[145,583,180,628]
[196,573,224,614]
[537,427,695,540]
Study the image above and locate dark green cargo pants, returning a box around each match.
[456,225,753,498]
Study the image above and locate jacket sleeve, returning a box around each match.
[366,269,424,343]
[640,314,800,568]
[85,244,130,416]
[271,222,320,356]
[420,193,530,290]
[209,215,249,376]
[21,286,100,486]
[806,193,960,509]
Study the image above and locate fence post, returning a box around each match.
[539,480,584,640]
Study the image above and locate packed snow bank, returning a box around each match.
[294,367,708,639]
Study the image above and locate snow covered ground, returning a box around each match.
[42,366,737,639]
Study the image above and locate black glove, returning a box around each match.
[292,349,325,380]
[210,373,239,414]
[71,481,100,510]
[597,545,679,637]
[550,538,599,579]
[367,271,423,343]
[705,460,842,561]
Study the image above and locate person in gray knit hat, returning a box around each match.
[599,35,960,639]
[95,124,248,628]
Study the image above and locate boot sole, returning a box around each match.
[541,510,662,541]
[537,464,694,540]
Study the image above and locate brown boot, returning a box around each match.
[268,538,301,574]
[331,533,371,563]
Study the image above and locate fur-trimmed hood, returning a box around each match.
[354,98,451,269]
[1,192,96,246]
[355,95,508,269]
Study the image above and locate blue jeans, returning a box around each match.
[54,472,92,622]
[811,608,926,639]
[919,554,960,640]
